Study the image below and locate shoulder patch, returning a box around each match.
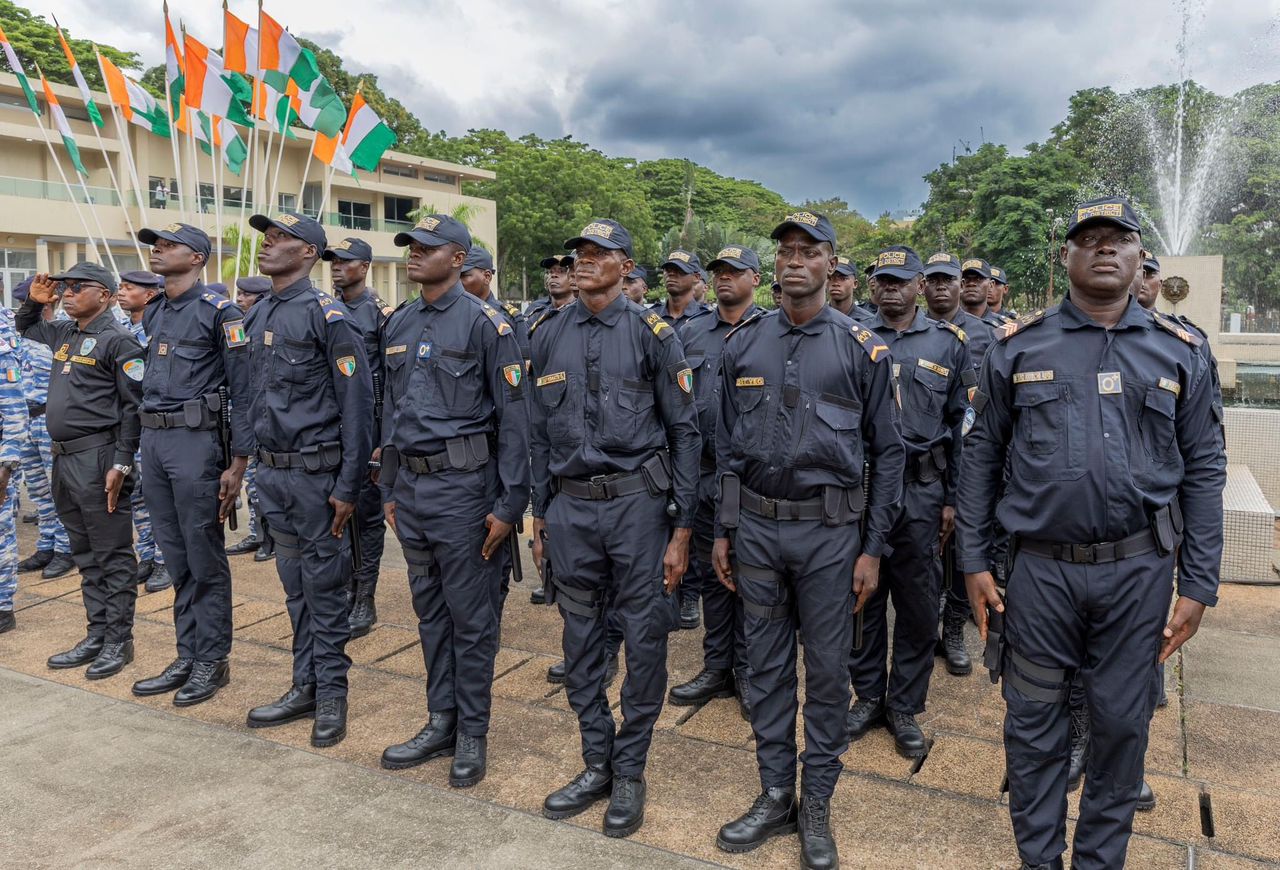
[937,319,968,343]
[641,309,675,342]
[315,292,347,322]
[200,291,232,310]
[724,310,766,342]
[997,309,1046,343]
[529,306,560,335]
[479,301,513,335]
[1153,311,1203,347]
[851,325,890,363]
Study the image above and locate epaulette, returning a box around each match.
[315,292,346,322]
[503,301,522,319]
[200,291,232,310]
[1153,311,1203,347]
[528,305,560,335]
[937,319,968,343]
[724,309,767,342]
[996,309,1046,342]
[640,308,675,342]
[478,301,513,335]
[850,324,890,363]
[1176,314,1209,341]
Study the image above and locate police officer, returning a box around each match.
[826,256,862,318]
[668,245,761,719]
[226,276,273,559]
[461,246,529,372]
[622,265,649,305]
[713,212,904,868]
[654,249,709,329]
[960,258,1005,328]
[846,246,972,759]
[921,252,993,677]
[242,212,374,748]
[321,237,390,639]
[117,270,172,593]
[18,264,145,679]
[958,197,1226,870]
[13,277,75,581]
[988,266,1017,321]
[377,215,530,788]
[126,223,252,706]
[531,219,699,838]
[0,305,28,635]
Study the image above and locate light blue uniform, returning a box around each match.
[16,333,70,555]
[0,310,31,611]
[123,313,163,567]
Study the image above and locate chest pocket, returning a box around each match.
[429,348,481,417]
[538,375,583,443]
[168,342,210,398]
[1140,386,1178,462]
[1012,382,1082,482]
[276,337,323,390]
[903,364,948,440]
[730,385,771,461]
[797,393,863,471]
[596,376,655,450]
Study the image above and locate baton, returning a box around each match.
[507,520,524,584]
[217,386,237,531]
[349,510,363,578]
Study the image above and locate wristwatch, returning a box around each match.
[111,463,133,476]
[0,460,18,471]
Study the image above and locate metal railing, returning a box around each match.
[0,174,129,207]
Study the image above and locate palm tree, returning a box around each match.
[220,223,261,285]
[407,202,491,251]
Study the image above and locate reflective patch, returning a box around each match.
[503,364,523,387]
[962,406,976,436]
[1158,377,1181,396]
[1097,372,1123,395]
[71,355,96,366]
[537,371,566,386]
[80,337,97,355]
[1012,370,1053,384]
[385,344,407,355]
[123,359,144,381]
[417,342,432,360]
[336,356,356,377]
[736,377,764,387]
[263,331,274,346]
[61,363,71,374]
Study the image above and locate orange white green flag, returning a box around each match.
[53,17,104,127]
[37,68,88,176]
[0,25,39,115]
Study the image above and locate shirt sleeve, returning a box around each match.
[15,299,59,347]
[528,327,553,519]
[942,341,974,507]
[325,316,374,503]
[216,305,255,457]
[956,343,1014,574]
[651,330,701,528]
[112,333,145,466]
[0,345,28,464]
[481,319,531,525]
[713,337,740,540]
[860,345,905,559]
[1174,345,1228,606]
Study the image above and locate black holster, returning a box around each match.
[821,484,865,527]
[983,604,1006,685]
[639,451,672,496]
[300,442,341,473]
[718,473,741,530]
[1151,501,1184,556]
[381,445,400,481]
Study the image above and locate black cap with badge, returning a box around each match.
[705,245,761,273]
[539,254,572,269]
[870,245,924,280]
[564,219,634,258]
[249,211,329,251]
[960,257,992,279]
[626,265,649,281]
[990,266,1009,286]
[322,237,373,262]
[1065,196,1143,240]
[49,261,118,294]
[235,276,272,294]
[393,214,472,252]
[660,249,703,275]
[462,247,495,273]
[137,222,212,259]
[119,270,165,288]
[922,252,962,277]
[770,210,837,247]
[833,256,859,277]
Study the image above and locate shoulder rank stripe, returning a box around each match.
[937,319,968,343]
[852,325,890,363]
[641,310,674,341]
[997,309,1046,342]
[1152,311,1203,347]
[503,302,522,318]
[200,291,231,310]
[316,292,346,322]
[479,302,513,335]
[529,307,559,334]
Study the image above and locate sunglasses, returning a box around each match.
[59,281,108,295]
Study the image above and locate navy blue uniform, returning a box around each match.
[848,310,971,714]
[244,279,373,700]
[957,297,1226,868]
[139,284,253,664]
[530,294,700,777]
[676,303,760,678]
[16,303,144,644]
[379,284,530,737]
[717,306,904,800]
[338,289,389,603]
[649,297,708,326]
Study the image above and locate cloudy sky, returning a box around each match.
[53,0,1280,216]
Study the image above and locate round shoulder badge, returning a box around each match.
[962,405,976,436]
[123,359,145,382]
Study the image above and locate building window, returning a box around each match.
[384,195,417,226]
[1,248,37,308]
[423,172,457,186]
[148,176,177,209]
[223,186,252,210]
[338,200,372,231]
[0,93,40,113]
[277,192,297,211]
[301,184,322,218]
[384,164,417,179]
[60,103,91,122]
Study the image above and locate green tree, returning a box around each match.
[0,1,139,88]
[297,38,420,145]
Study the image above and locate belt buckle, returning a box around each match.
[1071,543,1098,564]
[588,474,609,500]
[760,496,777,519]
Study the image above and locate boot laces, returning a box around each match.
[803,799,830,836]
[189,660,217,684]
[317,697,341,718]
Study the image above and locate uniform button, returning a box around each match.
[1103,433,1110,438]
[786,360,792,365]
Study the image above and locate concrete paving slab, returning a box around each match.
[230,599,286,629]
[1202,784,1280,864]
[1204,583,1280,639]
[1194,847,1280,868]
[1184,700,1280,796]
[1182,627,1280,711]
[910,732,1005,801]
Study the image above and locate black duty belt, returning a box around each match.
[51,430,115,456]
[741,486,824,521]
[558,470,649,501]
[402,433,492,475]
[256,442,342,471]
[140,410,217,430]
[1018,528,1158,565]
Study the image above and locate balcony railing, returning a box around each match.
[0,174,127,207]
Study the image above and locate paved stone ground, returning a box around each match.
[2,513,1278,869]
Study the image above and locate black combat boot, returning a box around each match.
[132,657,194,696]
[735,669,753,721]
[48,635,104,669]
[225,535,261,555]
[41,552,76,579]
[603,775,646,838]
[247,682,317,728]
[311,697,348,747]
[716,787,798,853]
[449,734,487,788]
[846,696,886,740]
[1067,702,1090,792]
[381,711,457,769]
[668,668,733,706]
[543,762,612,820]
[348,581,376,639]
[798,795,838,869]
[18,549,53,573]
[135,558,156,583]
[1137,780,1156,811]
[886,711,927,759]
[546,660,566,684]
[86,640,134,680]
[938,606,972,676]
[145,563,173,593]
[174,659,230,707]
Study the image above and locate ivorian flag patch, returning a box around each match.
[503,364,522,387]
[336,355,357,377]
[224,321,248,347]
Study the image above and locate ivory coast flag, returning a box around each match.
[38,69,88,176]
[198,114,248,176]
[98,51,170,138]
[223,6,259,78]
[53,18,104,128]
[164,6,188,134]
[261,47,344,138]
[258,9,302,80]
[339,90,397,172]
[312,130,353,176]
[0,25,39,115]
[183,33,252,127]
[256,79,299,138]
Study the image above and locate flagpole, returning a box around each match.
[268,116,288,211]
[210,121,223,281]
[234,109,258,288]
[75,173,121,276]
[163,3,188,220]
[296,147,313,209]
[30,99,102,265]
[188,110,207,282]
[317,162,337,217]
